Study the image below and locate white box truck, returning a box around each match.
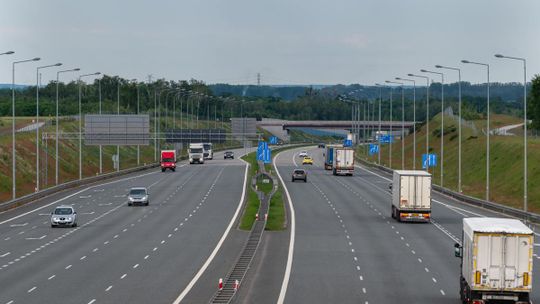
[332,147,354,176]
[455,218,534,304]
[391,170,431,222]
[203,143,213,160]
[188,143,205,164]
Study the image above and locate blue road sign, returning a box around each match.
[422,153,437,169]
[269,136,278,145]
[343,139,353,147]
[257,141,268,161]
[369,144,379,155]
[379,135,394,144]
[263,147,272,163]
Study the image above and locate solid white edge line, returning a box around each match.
[275,149,296,304]
[171,153,250,304]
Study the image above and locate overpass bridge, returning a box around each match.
[257,118,416,141]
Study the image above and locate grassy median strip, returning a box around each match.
[239,152,260,230]
[239,144,312,231]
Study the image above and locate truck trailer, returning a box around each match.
[160,150,177,172]
[203,143,213,160]
[323,144,342,170]
[391,170,431,222]
[332,147,354,176]
[455,217,534,304]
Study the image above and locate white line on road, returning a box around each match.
[172,155,250,304]
[48,275,55,280]
[88,299,96,304]
[25,235,46,240]
[27,286,36,293]
[10,223,28,227]
[272,150,298,304]
[0,252,10,258]
[106,285,113,291]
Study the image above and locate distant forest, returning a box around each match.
[0,77,531,128]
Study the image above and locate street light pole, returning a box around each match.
[36,62,62,191]
[12,56,40,199]
[375,84,383,165]
[98,76,103,174]
[55,68,80,185]
[462,60,490,201]
[436,65,462,192]
[117,77,120,172]
[421,69,445,186]
[131,79,140,166]
[409,74,431,172]
[495,54,528,212]
[397,77,416,169]
[387,81,405,169]
[78,72,101,180]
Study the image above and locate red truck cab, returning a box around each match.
[160,150,177,172]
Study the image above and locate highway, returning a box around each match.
[0,149,249,304]
[273,146,539,304]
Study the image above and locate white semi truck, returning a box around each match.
[332,147,354,176]
[455,217,534,304]
[391,170,431,222]
[188,143,205,164]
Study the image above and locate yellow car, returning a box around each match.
[302,156,313,165]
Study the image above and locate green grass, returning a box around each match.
[239,188,260,230]
[265,185,285,230]
[358,112,540,213]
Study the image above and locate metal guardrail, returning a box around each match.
[0,146,243,214]
[357,158,540,224]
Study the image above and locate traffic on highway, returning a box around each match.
[1,1,539,303]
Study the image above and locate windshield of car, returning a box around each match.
[190,148,203,153]
[129,189,146,196]
[203,144,211,150]
[304,157,312,160]
[225,152,233,155]
[301,151,307,154]
[294,170,305,174]
[162,158,174,162]
[54,208,73,215]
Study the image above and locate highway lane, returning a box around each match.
[275,146,539,303]
[0,149,249,304]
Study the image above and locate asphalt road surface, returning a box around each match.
[273,146,539,304]
[0,148,250,304]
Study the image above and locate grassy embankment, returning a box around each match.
[358,112,540,213]
[0,116,235,202]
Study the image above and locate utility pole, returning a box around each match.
[257,73,261,86]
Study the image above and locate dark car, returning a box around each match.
[318,143,325,148]
[224,151,234,159]
[291,169,307,182]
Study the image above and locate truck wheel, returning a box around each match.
[391,206,395,219]
[161,168,166,172]
[291,178,295,182]
[304,178,307,183]
[172,168,175,172]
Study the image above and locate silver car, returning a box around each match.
[127,187,149,206]
[50,205,78,228]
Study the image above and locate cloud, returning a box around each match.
[341,33,370,49]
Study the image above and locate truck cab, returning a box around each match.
[189,143,205,164]
[160,150,177,172]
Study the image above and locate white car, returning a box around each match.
[50,205,78,228]
[298,151,308,157]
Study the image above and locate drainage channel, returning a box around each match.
[210,164,276,304]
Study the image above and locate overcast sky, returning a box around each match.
[1,0,539,86]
